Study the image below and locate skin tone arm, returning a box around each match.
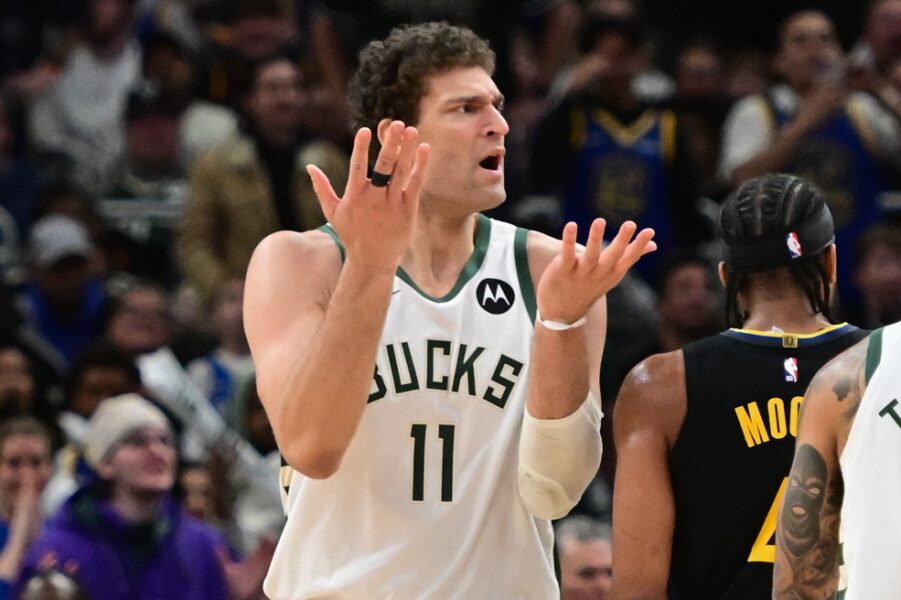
[244,122,429,479]
[528,218,656,420]
[773,338,868,599]
[609,352,687,600]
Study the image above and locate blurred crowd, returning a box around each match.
[0,0,899,598]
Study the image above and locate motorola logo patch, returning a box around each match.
[476,278,515,315]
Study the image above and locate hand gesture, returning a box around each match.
[307,121,430,272]
[536,219,656,324]
[8,470,43,546]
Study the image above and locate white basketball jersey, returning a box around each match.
[264,215,558,599]
[838,322,901,599]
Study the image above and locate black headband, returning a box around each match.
[725,204,835,273]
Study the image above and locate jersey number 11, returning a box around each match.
[410,424,455,502]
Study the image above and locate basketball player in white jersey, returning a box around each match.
[243,22,655,599]
[774,320,901,598]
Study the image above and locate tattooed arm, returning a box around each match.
[773,338,868,599]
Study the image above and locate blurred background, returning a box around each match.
[0,0,898,598]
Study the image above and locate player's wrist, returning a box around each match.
[535,310,588,331]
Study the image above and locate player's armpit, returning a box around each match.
[610,352,685,600]
[773,338,867,599]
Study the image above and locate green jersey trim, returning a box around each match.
[317,224,346,263]
[514,227,537,323]
[395,214,491,303]
[865,327,883,385]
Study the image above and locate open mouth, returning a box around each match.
[479,152,502,171]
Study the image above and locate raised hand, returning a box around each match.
[307,121,430,272]
[536,219,656,324]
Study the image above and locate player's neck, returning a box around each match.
[738,298,833,334]
[400,209,480,297]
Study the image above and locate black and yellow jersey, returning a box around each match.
[668,323,867,599]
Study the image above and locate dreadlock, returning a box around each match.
[720,174,835,327]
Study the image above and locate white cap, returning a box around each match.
[28,215,93,268]
[84,394,171,468]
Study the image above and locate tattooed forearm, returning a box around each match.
[774,444,842,599]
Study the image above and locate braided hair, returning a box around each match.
[720,174,835,327]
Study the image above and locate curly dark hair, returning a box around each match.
[347,22,495,152]
[720,173,836,327]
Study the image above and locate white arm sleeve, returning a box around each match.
[518,393,603,520]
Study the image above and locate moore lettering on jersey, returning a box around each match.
[735,396,804,448]
[367,339,524,408]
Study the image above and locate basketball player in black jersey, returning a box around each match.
[610,173,867,599]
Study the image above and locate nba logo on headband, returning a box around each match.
[786,232,803,258]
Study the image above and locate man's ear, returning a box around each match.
[718,261,728,289]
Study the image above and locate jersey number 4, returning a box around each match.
[410,424,455,502]
[748,477,788,563]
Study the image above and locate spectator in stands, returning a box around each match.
[654,255,721,352]
[44,342,142,514]
[17,393,242,599]
[556,516,613,600]
[718,10,901,307]
[139,32,237,168]
[530,13,706,282]
[0,343,60,446]
[28,0,142,196]
[0,418,53,598]
[850,223,901,326]
[103,87,186,286]
[849,0,901,121]
[672,40,729,197]
[17,216,106,368]
[58,343,141,446]
[177,53,347,301]
[0,98,37,245]
[104,281,170,357]
[188,279,253,421]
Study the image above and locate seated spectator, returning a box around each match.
[177,462,218,523]
[102,87,186,286]
[0,97,37,244]
[654,255,722,353]
[17,394,265,600]
[177,53,347,301]
[555,516,613,600]
[0,418,53,599]
[58,342,142,446]
[531,13,707,282]
[718,10,901,308]
[27,0,142,196]
[17,216,106,368]
[0,342,61,446]
[849,223,901,326]
[44,343,142,514]
[139,32,237,168]
[671,40,729,198]
[188,279,253,421]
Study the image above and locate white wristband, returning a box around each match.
[536,311,588,331]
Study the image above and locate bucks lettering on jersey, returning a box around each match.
[264,215,559,600]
